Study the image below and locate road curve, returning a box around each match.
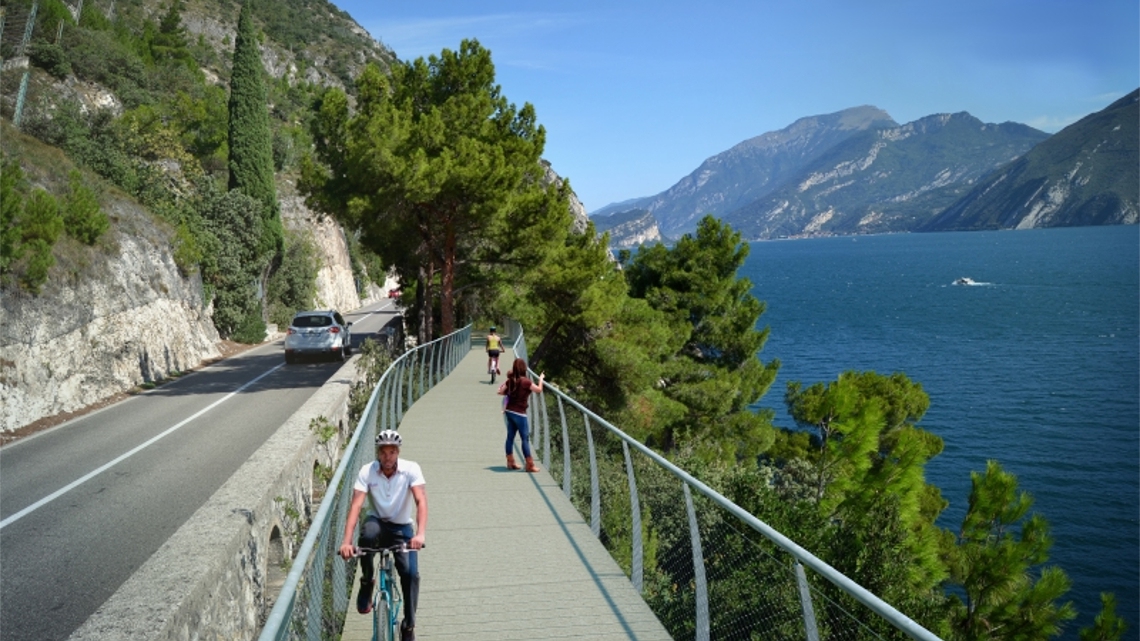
[0,300,400,641]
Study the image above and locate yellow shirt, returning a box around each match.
[486,335,502,351]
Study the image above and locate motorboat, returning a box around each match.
[953,277,978,286]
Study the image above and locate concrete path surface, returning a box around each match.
[342,345,672,640]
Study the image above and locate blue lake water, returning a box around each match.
[740,226,1139,637]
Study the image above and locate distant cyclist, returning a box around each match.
[339,429,427,641]
[485,326,504,376]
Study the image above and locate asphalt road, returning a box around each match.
[0,299,401,641]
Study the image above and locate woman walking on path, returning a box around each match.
[498,358,544,472]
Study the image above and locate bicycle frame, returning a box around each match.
[356,546,405,641]
[375,548,403,641]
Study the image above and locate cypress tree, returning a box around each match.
[227,0,281,256]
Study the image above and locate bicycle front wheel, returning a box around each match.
[377,594,392,641]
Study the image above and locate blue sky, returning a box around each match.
[328,0,1139,213]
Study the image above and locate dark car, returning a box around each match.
[284,310,352,364]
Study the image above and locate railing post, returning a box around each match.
[684,483,710,641]
[429,339,436,387]
[584,411,599,537]
[557,396,571,498]
[419,346,428,396]
[395,360,405,423]
[540,393,551,470]
[531,398,542,461]
[796,562,821,641]
[405,351,414,408]
[623,441,643,594]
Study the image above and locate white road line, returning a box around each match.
[0,363,285,530]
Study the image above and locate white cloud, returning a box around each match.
[1025,114,1083,133]
[370,13,586,61]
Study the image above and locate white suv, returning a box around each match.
[284,310,353,364]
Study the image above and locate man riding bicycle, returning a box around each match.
[339,429,427,641]
[486,326,503,375]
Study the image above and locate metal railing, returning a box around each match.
[258,324,471,641]
[260,319,941,641]
[509,319,942,641]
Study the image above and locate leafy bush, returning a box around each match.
[62,171,109,244]
[172,220,202,275]
[193,182,273,340]
[62,27,152,108]
[232,309,268,344]
[16,190,64,294]
[267,232,319,327]
[29,41,72,79]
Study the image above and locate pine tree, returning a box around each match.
[227,0,281,256]
[623,216,780,461]
[783,370,949,591]
[301,40,561,339]
[945,460,1076,640]
[149,0,195,69]
[1080,593,1127,641]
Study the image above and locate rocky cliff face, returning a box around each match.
[541,160,589,235]
[0,197,221,432]
[592,209,663,248]
[921,90,1139,231]
[722,112,1049,239]
[279,180,383,312]
[0,185,373,434]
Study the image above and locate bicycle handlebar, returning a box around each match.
[350,543,425,557]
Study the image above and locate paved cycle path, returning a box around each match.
[342,345,672,641]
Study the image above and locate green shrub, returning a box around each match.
[29,41,72,79]
[16,189,64,294]
[193,183,273,340]
[1,160,27,275]
[62,171,109,244]
[232,309,267,344]
[267,232,319,327]
[172,220,202,275]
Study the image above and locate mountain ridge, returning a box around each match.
[919,89,1139,231]
[594,92,1137,246]
[722,110,1049,239]
[592,105,898,236]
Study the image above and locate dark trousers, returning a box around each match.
[358,517,420,630]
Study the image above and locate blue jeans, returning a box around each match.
[504,411,532,458]
[358,517,419,629]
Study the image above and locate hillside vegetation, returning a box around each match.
[1,0,392,338]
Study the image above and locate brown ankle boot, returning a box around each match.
[506,454,521,470]
[525,456,540,473]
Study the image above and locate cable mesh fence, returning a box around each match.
[524,331,942,641]
[258,325,471,641]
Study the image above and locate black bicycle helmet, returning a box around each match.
[489,326,496,332]
[375,429,402,447]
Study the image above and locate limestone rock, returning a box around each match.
[0,199,220,432]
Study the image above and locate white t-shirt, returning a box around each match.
[353,458,426,525]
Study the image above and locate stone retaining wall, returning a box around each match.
[69,358,361,641]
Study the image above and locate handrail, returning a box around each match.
[514,321,943,641]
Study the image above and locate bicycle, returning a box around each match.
[352,543,418,641]
[488,352,500,384]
